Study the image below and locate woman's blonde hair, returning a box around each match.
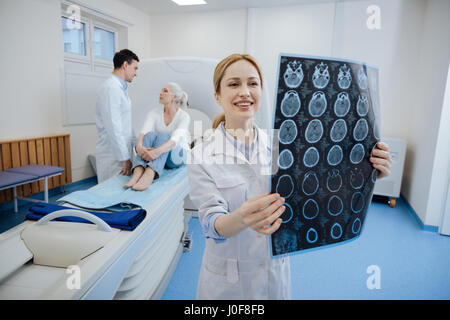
[168,82,188,109]
[212,54,263,129]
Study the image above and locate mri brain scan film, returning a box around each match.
[270,54,381,257]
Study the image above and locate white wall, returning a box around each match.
[0,0,65,140]
[251,3,336,110]
[0,0,151,182]
[149,9,247,59]
[403,0,450,227]
[438,63,450,235]
[149,3,337,114]
[332,0,426,141]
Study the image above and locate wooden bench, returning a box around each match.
[0,165,64,212]
[0,134,72,209]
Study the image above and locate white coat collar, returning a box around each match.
[111,74,128,91]
[108,75,130,100]
[206,122,271,165]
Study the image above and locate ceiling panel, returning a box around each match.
[120,0,347,14]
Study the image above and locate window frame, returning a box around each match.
[61,13,91,64]
[91,20,119,67]
[60,1,131,126]
[61,8,118,69]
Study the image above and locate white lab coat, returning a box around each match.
[95,75,134,183]
[188,124,291,300]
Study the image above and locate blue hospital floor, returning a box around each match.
[163,196,450,300]
[1,179,449,300]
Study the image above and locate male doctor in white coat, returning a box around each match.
[95,49,139,183]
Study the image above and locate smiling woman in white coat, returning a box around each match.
[188,54,291,300]
[187,53,393,300]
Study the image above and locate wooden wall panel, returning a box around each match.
[0,134,72,204]
[1,144,12,201]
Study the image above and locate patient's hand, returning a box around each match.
[136,145,146,157]
[142,148,160,162]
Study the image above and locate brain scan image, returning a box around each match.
[353,118,369,142]
[312,62,330,89]
[283,60,304,88]
[356,94,369,117]
[373,120,381,140]
[351,192,365,213]
[280,203,294,223]
[358,67,368,90]
[330,119,347,143]
[306,228,319,244]
[278,119,298,145]
[330,223,343,240]
[352,218,362,234]
[303,147,320,168]
[337,64,352,89]
[371,168,378,184]
[308,91,327,117]
[276,174,295,199]
[301,171,319,196]
[350,143,365,164]
[305,119,324,144]
[281,90,301,117]
[326,169,342,192]
[327,145,343,166]
[334,92,351,117]
[302,198,319,220]
[278,149,294,170]
[271,54,380,257]
[350,168,365,190]
[328,195,343,216]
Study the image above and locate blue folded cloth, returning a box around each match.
[26,202,146,231]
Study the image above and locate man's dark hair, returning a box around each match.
[113,49,139,69]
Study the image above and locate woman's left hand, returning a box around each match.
[369,141,392,179]
[142,148,160,162]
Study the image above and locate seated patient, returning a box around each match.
[124,82,191,191]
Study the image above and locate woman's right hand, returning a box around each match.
[236,193,286,235]
[137,145,156,161]
[143,148,160,162]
